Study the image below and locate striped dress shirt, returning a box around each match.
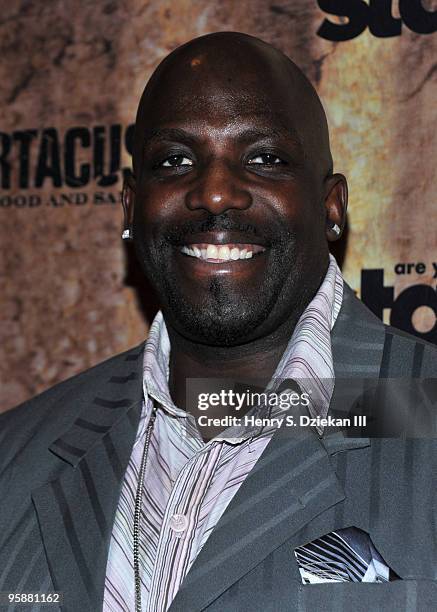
[103,255,343,611]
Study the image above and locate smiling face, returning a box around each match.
[126,33,346,347]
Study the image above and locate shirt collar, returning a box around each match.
[142,312,186,417]
[267,254,343,429]
[142,254,343,439]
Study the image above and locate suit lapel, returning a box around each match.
[31,344,144,611]
[327,283,387,441]
[170,285,387,612]
[331,283,386,380]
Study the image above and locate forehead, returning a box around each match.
[138,78,303,146]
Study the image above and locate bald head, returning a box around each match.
[133,32,333,180]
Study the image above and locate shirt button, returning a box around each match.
[169,514,188,533]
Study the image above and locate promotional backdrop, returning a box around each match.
[1,0,436,411]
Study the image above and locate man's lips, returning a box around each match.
[180,242,266,263]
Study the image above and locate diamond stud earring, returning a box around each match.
[122,229,132,240]
[331,223,341,236]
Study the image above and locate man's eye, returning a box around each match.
[161,155,193,167]
[247,153,284,166]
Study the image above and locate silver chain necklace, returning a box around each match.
[133,403,157,612]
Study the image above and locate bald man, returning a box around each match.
[1,33,437,612]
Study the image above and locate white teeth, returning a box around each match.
[218,246,230,260]
[180,244,260,261]
[206,244,218,259]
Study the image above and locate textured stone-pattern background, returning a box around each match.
[1,0,436,411]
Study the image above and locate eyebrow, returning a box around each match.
[143,128,198,147]
[237,127,302,148]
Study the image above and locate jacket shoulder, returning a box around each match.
[337,284,437,377]
[0,342,145,442]
[383,324,437,377]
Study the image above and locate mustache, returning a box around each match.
[162,213,271,244]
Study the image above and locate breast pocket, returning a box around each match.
[297,580,437,612]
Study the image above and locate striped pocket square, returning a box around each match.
[294,527,400,584]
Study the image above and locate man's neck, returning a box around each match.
[166,313,300,420]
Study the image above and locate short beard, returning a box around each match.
[134,241,305,348]
[163,273,285,346]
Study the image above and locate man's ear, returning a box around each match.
[323,173,348,241]
[121,170,136,240]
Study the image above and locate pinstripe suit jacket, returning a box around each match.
[1,285,437,611]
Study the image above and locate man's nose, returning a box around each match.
[185,159,252,214]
